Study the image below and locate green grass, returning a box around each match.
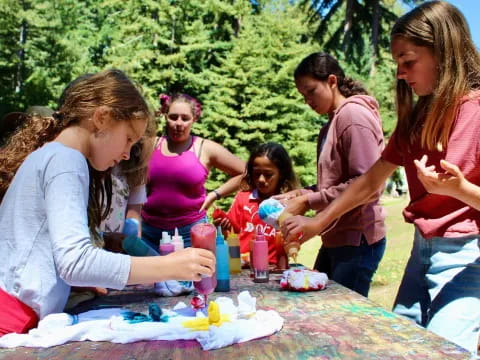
[296,195,413,310]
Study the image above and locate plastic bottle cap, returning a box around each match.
[172,227,182,242]
[288,246,298,256]
[161,232,171,244]
[216,226,225,245]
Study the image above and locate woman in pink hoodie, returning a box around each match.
[277,53,386,297]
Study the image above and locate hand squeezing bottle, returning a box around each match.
[258,198,301,263]
[190,223,217,296]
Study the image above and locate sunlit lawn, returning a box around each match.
[296,195,413,310]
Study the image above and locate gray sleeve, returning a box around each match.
[43,160,130,289]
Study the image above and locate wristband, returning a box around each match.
[213,189,221,200]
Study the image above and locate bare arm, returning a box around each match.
[199,139,245,211]
[127,247,215,284]
[282,158,397,243]
[126,203,142,236]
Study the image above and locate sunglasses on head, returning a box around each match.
[167,113,193,121]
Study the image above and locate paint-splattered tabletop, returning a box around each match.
[0,271,470,359]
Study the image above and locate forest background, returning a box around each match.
[0,0,424,193]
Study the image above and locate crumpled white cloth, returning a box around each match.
[280,269,328,291]
[0,291,283,351]
[154,280,194,296]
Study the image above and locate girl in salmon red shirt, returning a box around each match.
[214,142,299,266]
[281,1,480,354]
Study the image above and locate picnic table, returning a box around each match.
[0,270,470,359]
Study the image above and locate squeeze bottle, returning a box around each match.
[123,218,139,237]
[190,223,217,295]
[274,231,289,270]
[253,228,269,283]
[159,232,175,255]
[215,226,230,292]
[226,230,241,274]
[171,228,184,251]
[122,236,159,257]
[278,211,301,263]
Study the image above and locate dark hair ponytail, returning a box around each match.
[294,52,368,97]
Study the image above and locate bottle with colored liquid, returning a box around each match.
[253,228,269,283]
[274,231,289,271]
[123,218,140,237]
[122,235,160,256]
[226,230,241,274]
[278,211,301,263]
[249,237,255,277]
[122,218,156,256]
[171,227,184,251]
[159,232,174,255]
[215,226,230,292]
[190,223,217,295]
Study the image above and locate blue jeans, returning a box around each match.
[313,236,386,297]
[142,216,208,249]
[393,228,480,354]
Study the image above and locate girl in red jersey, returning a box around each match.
[214,142,299,265]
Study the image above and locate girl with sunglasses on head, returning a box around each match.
[141,93,245,248]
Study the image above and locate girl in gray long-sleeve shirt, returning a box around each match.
[0,69,215,336]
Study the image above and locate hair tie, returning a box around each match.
[158,94,171,115]
[194,100,202,119]
[52,111,64,122]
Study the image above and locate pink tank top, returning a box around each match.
[142,136,209,229]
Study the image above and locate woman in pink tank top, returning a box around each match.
[141,93,245,247]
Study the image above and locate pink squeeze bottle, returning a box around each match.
[190,223,217,295]
[253,227,269,283]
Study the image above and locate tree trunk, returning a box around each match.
[16,0,27,94]
[370,0,380,75]
[342,0,354,54]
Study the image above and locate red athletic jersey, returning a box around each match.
[227,191,278,264]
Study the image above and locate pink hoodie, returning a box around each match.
[305,95,386,247]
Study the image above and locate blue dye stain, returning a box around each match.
[122,303,169,324]
[341,304,396,319]
[122,311,151,324]
[149,303,163,321]
[297,345,341,359]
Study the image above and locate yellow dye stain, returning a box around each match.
[182,301,231,331]
[303,274,309,289]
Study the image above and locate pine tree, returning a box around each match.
[202,0,320,188]
[0,0,90,113]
